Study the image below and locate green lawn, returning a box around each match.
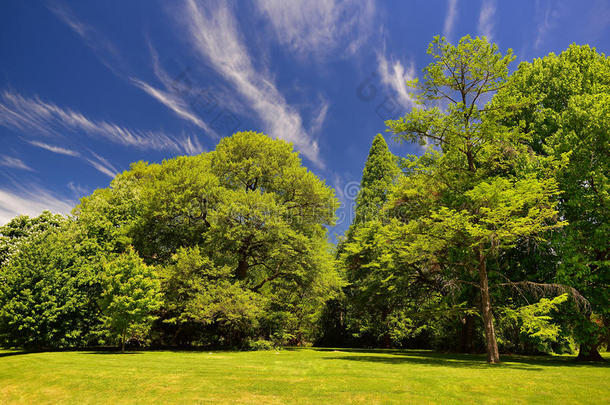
[0,348,608,404]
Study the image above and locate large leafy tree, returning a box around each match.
[76,131,340,346]
[0,220,105,349]
[384,36,564,363]
[160,246,262,346]
[100,247,162,352]
[494,44,610,360]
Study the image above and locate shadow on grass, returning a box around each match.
[0,351,31,358]
[83,351,142,355]
[313,348,609,370]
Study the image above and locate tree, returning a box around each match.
[101,248,161,352]
[76,131,341,346]
[352,134,401,225]
[335,134,405,347]
[160,246,262,347]
[494,44,610,360]
[0,220,104,349]
[384,36,564,363]
[0,211,65,267]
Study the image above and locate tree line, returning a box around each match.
[0,36,608,362]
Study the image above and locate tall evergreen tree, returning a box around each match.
[353,134,401,226]
[337,134,403,346]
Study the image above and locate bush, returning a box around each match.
[246,339,277,351]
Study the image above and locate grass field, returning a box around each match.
[1,348,608,404]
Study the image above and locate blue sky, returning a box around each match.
[1,0,609,236]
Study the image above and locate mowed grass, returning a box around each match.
[0,348,608,404]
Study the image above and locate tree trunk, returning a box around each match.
[172,325,183,346]
[236,236,252,280]
[477,247,500,363]
[459,314,475,353]
[380,308,392,348]
[236,258,249,280]
[576,343,604,362]
[121,329,126,353]
[604,316,610,350]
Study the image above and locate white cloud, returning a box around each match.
[131,78,213,135]
[49,4,216,139]
[27,139,118,178]
[27,140,80,156]
[48,2,128,77]
[181,0,324,167]
[443,0,459,41]
[534,0,564,50]
[0,185,75,225]
[67,181,89,197]
[0,156,33,171]
[310,99,329,135]
[129,43,220,139]
[86,152,119,178]
[478,0,497,43]
[255,0,375,59]
[377,53,417,109]
[179,133,207,155]
[0,91,200,154]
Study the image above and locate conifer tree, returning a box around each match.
[353,134,401,226]
[338,134,402,346]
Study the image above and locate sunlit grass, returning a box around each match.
[0,348,608,404]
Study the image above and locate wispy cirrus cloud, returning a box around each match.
[1,90,204,178]
[27,140,116,178]
[0,184,75,224]
[310,99,329,136]
[27,140,80,156]
[86,152,119,178]
[255,0,375,59]
[47,2,128,78]
[67,181,89,198]
[0,155,33,171]
[180,0,324,167]
[0,91,204,154]
[49,2,217,139]
[533,0,565,50]
[443,0,459,41]
[131,78,213,135]
[377,53,417,109]
[478,0,497,43]
[129,43,220,138]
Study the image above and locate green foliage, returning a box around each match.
[500,294,569,352]
[100,247,161,351]
[160,246,262,346]
[382,35,565,362]
[496,44,610,355]
[353,134,400,225]
[245,338,277,351]
[334,134,406,346]
[74,131,341,347]
[0,220,104,349]
[0,132,340,350]
[0,211,65,267]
